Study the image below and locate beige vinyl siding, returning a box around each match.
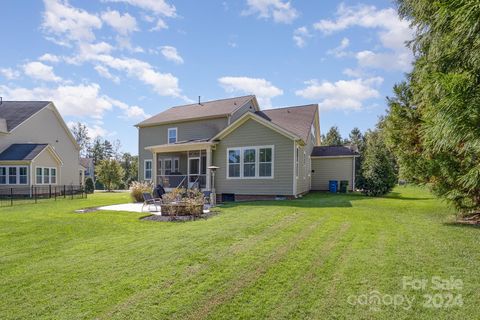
[230,101,256,123]
[213,118,294,196]
[0,105,79,185]
[311,157,355,191]
[296,137,315,195]
[138,117,228,180]
[32,150,60,185]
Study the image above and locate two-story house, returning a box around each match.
[136,95,358,201]
[0,101,83,189]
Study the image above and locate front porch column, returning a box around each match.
[152,151,157,185]
[206,146,212,190]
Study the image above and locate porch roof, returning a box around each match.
[145,139,214,153]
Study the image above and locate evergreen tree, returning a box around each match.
[361,130,397,196]
[348,127,365,189]
[392,0,480,213]
[321,126,343,146]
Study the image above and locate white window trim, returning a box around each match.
[167,127,177,144]
[296,147,299,179]
[144,159,152,180]
[0,165,29,185]
[303,150,306,180]
[226,145,274,179]
[34,166,57,185]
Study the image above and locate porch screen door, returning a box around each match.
[188,158,200,187]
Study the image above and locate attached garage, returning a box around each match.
[310,146,358,191]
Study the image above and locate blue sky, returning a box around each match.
[0,0,412,154]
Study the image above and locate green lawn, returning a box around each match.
[0,187,478,319]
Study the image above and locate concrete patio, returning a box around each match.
[97,203,211,215]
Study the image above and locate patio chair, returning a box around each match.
[142,192,162,212]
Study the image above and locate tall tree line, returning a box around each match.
[382,1,480,213]
[70,122,138,187]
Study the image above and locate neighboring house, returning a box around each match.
[80,158,94,180]
[0,101,83,189]
[136,95,358,201]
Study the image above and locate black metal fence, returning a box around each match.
[0,185,86,207]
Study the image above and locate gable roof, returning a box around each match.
[136,95,256,127]
[255,104,318,142]
[0,101,51,132]
[311,145,359,157]
[0,143,48,161]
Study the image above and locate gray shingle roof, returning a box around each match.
[136,95,255,127]
[0,144,48,161]
[0,101,51,132]
[255,104,318,142]
[311,146,358,157]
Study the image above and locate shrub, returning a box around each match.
[161,188,204,216]
[84,177,95,194]
[118,181,126,190]
[129,181,153,202]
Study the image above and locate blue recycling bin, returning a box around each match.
[329,180,338,193]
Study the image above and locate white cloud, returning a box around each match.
[243,0,298,24]
[295,77,383,111]
[105,0,176,17]
[342,68,363,78]
[293,26,311,48]
[355,50,412,72]
[93,55,184,98]
[101,10,138,36]
[150,18,168,31]
[313,4,413,71]
[327,37,350,57]
[160,46,184,64]
[94,65,120,83]
[218,76,283,107]
[0,83,148,123]
[23,61,62,82]
[0,68,20,80]
[0,83,112,119]
[124,105,150,119]
[42,0,102,45]
[38,53,61,63]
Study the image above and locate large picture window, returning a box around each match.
[0,166,28,185]
[227,146,274,179]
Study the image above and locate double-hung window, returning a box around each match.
[227,146,273,179]
[35,167,57,184]
[0,166,28,185]
[243,148,256,177]
[144,160,152,180]
[0,167,6,184]
[259,148,272,177]
[168,128,177,144]
[228,149,241,178]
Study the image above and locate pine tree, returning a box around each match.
[321,126,343,146]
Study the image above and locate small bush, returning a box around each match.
[118,181,126,190]
[129,181,153,202]
[85,177,95,194]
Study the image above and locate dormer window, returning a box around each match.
[168,127,177,144]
